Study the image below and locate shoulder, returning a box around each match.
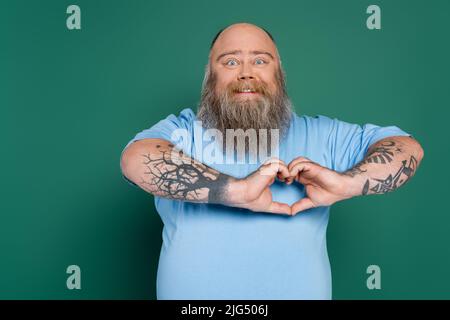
[149,108,198,135]
[163,107,197,126]
[290,112,336,132]
[177,107,197,120]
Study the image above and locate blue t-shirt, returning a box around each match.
[121,108,410,299]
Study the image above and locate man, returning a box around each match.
[120,23,424,299]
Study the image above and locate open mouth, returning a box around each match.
[235,89,259,95]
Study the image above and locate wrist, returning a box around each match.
[225,177,248,205]
[338,172,366,199]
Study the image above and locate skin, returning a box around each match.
[121,23,425,216]
[210,23,280,99]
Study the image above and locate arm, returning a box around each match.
[342,136,424,196]
[120,138,291,215]
[286,136,424,215]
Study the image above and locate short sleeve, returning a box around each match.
[325,116,411,172]
[119,108,196,187]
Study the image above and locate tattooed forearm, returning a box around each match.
[361,155,418,195]
[343,137,423,196]
[344,140,400,177]
[138,142,233,204]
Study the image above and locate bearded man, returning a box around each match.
[120,23,424,300]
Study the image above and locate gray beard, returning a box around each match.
[197,66,293,159]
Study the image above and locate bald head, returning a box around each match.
[210,23,276,49]
[209,23,280,63]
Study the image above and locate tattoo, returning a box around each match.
[139,144,230,203]
[362,156,417,195]
[344,165,367,178]
[344,140,402,177]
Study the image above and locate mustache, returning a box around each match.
[226,80,270,96]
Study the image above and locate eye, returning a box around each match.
[255,58,267,65]
[225,59,239,66]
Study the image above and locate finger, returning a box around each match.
[262,157,284,166]
[276,163,290,182]
[260,158,288,178]
[291,198,315,215]
[261,157,290,182]
[267,201,292,215]
[286,174,296,185]
[250,158,283,183]
[288,156,312,171]
[289,162,312,178]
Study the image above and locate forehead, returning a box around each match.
[211,25,278,60]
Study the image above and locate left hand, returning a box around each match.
[286,157,353,215]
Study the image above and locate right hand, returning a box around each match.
[228,158,292,215]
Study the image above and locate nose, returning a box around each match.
[238,63,255,81]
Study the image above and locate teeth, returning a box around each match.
[240,89,254,93]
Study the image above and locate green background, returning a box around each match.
[1,0,448,299]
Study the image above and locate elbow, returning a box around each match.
[120,138,171,187]
[417,143,424,162]
[409,136,424,163]
[120,153,130,178]
[120,144,139,183]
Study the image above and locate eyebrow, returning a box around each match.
[215,50,275,62]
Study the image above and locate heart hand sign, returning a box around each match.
[226,157,355,216]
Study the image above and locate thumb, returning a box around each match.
[291,197,315,216]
